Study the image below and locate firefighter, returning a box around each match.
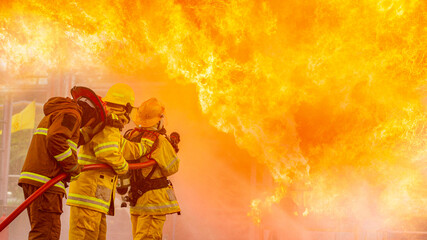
[125,98,181,240]
[18,87,106,240]
[66,83,157,240]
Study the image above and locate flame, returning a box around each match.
[1,0,426,231]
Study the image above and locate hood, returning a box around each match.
[43,97,82,116]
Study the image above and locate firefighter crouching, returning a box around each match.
[18,86,106,240]
[124,98,181,240]
[66,83,156,240]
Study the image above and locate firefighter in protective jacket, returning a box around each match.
[18,87,105,240]
[66,83,156,240]
[126,98,180,240]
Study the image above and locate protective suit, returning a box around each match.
[18,97,86,190]
[18,95,102,240]
[126,98,181,240]
[67,83,154,240]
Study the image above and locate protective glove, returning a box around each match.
[64,164,82,183]
[106,113,124,130]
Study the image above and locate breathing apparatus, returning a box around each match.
[117,127,181,208]
[117,97,181,207]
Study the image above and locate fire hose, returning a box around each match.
[0,161,155,232]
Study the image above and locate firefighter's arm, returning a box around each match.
[77,122,104,146]
[92,127,128,175]
[121,138,147,161]
[46,112,80,175]
[121,130,157,160]
[78,113,117,146]
[153,136,180,176]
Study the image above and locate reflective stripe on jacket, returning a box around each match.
[18,97,82,194]
[20,172,66,192]
[67,113,152,215]
[130,134,181,215]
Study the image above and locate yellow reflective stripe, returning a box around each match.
[166,156,179,170]
[121,138,127,149]
[54,147,72,161]
[78,154,99,165]
[78,160,94,165]
[140,138,154,147]
[79,153,96,160]
[70,173,80,181]
[130,202,179,211]
[19,172,65,191]
[68,193,109,212]
[95,146,119,155]
[141,138,154,145]
[94,142,118,150]
[94,142,119,154]
[114,161,128,172]
[138,143,143,156]
[68,193,109,205]
[67,139,77,152]
[34,128,48,135]
[67,163,79,173]
[111,114,118,120]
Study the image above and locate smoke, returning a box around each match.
[0,0,426,236]
[125,79,260,239]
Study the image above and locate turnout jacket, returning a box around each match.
[19,97,83,195]
[128,131,181,215]
[66,112,153,216]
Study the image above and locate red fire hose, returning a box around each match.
[0,161,155,232]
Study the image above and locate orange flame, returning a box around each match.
[1,0,426,231]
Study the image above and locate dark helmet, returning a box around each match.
[70,86,107,129]
[76,96,98,127]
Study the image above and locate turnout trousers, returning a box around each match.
[131,214,166,240]
[68,206,107,240]
[22,183,63,240]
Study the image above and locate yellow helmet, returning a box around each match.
[132,98,165,128]
[102,83,135,107]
